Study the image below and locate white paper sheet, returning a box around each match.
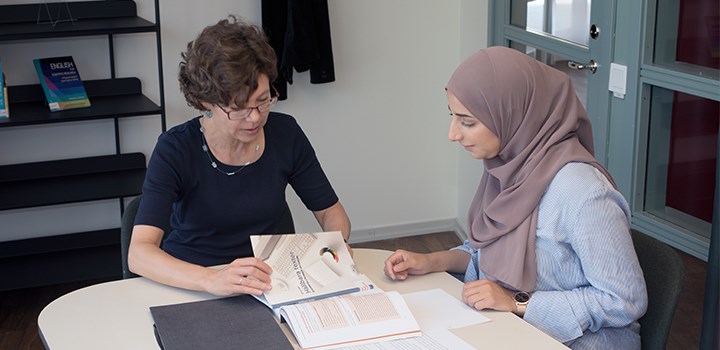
[403,288,491,330]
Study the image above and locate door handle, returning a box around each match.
[567,60,598,74]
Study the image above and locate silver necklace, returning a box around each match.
[199,126,259,176]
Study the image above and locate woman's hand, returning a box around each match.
[204,257,273,297]
[462,279,516,312]
[383,249,434,280]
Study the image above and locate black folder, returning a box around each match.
[150,295,293,350]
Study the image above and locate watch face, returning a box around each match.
[514,291,530,303]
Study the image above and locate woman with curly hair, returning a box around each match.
[129,16,350,297]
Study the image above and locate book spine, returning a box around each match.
[33,58,52,110]
[0,59,7,118]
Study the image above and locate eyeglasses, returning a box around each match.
[217,86,279,121]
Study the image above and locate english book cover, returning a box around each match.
[33,56,91,112]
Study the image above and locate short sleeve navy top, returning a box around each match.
[135,112,339,266]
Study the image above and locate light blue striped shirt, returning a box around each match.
[454,162,648,349]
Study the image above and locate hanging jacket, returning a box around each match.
[262,0,335,100]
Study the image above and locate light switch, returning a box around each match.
[608,63,627,99]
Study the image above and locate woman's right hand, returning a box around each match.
[204,257,273,296]
[383,249,433,281]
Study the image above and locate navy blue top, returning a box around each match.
[135,112,339,266]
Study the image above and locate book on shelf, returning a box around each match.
[33,56,91,112]
[250,231,374,309]
[0,58,8,118]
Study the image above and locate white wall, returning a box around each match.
[0,0,489,244]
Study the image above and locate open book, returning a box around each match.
[279,290,421,349]
[250,231,374,308]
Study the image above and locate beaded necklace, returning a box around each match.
[199,125,259,176]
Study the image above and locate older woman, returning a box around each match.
[384,47,647,349]
[129,16,350,297]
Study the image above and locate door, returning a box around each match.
[492,0,614,164]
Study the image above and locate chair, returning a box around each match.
[631,230,685,350]
[120,195,164,279]
[120,195,295,279]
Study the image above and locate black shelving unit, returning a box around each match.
[0,0,165,290]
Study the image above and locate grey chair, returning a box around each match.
[631,230,685,350]
[120,194,295,279]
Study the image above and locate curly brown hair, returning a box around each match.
[178,15,278,111]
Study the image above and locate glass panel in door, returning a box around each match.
[653,0,719,75]
[509,42,588,107]
[645,86,718,240]
[514,0,593,46]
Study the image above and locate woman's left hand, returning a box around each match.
[462,279,516,312]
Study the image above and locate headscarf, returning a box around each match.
[446,46,615,292]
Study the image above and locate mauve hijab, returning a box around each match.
[446,46,616,292]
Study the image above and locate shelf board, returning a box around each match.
[0,1,157,41]
[0,153,146,211]
[0,17,157,41]
[0,228,118,259]
[0,228,121,290]
[1,78,161,127]
[0,94,161,127]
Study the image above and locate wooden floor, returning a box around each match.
[0,231,707,350]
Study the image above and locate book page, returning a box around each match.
[299,292,402,332]
[335,334,450,350]
[251,231,374,308]
[280,291,421,350]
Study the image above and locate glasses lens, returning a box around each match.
[225,97,276,120]
[258,98,276,113]
[225,108,250,120]
[239,108,253,119]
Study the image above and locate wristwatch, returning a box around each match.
[513,291,531,317]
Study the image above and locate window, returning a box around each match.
[634,0,719,257]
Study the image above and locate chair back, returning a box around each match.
[120,195,166,279]
[631,230,685,350]
[120,195,295,279]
